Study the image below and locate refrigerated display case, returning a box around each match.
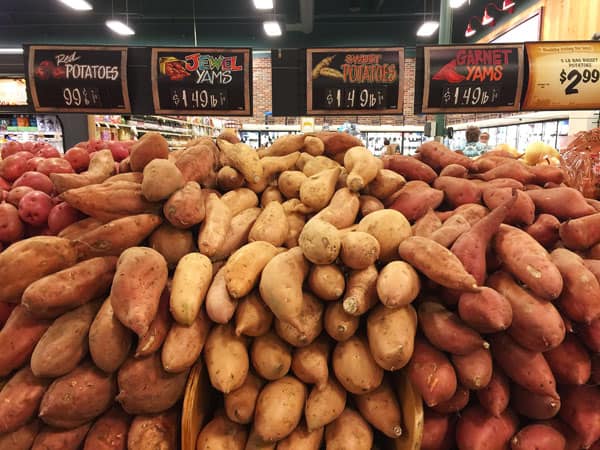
[0,114,64,152]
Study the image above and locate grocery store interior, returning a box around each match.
[1,0,600,449]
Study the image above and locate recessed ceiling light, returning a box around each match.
[450,0,467,8]
[0,48,24,54]
[253,0,273,9]
[416,21,439,37]
[57,0,93,11]
[106,20,135,35]
[263,20,282,36]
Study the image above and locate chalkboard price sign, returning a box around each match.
[422,44,524,113]
[307,48,404,115]
[151,48,251,115]
[26,45,130,113]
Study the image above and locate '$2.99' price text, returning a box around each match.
[560,68,600,95]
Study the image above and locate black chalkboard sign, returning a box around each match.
[151,48,251,116]
[307,48,404,115]
[422,44,524,113]
[26,45,130,113]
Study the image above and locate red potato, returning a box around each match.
[430,385,470,414]
[35,157,74,176]
[421,410,455,450]
[64,147,90,172]
[456,405,519,450]
[511,384,561,420]
[526,187,596,219]
[1,140,23,158]
[458,287,512,334]
[25,156,43,172]
[559,385,600,448]
[525,214,561,248]
[477,369,510,417]
[559,213,600,250]
[544,333,591,385]
[34,146,60,159]
[489,333,558,399]
[18,191,53,227]
[417,140,475,171]
[0,152,34,181]
[47,202,82,234]
[433,176,481,207]
[382,154,437,183]
[107,141,130,162]
[0,202,24,243]
[12,172,53,195]
[511,424,566,450]
[482,188,535,225]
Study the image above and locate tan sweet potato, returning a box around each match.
[356,208,411,261]
[451,348,493,390]
[163,181,204,229]
[291,336,329,390]
[0,236,78,303]
[367,169,406,200]
[324,408,373,450]
[205,324,249,394]
[511,424,566,450]
[477,368,510,417]
[32,423,91,450]
[490,333,558,398]
[302,155,340,177]
[58,217,102,239]
[483,187,535,225]
[50,149,115,194]
[249,152,300,192]
[284,211,306,248]
[218,139,263,184]
[0,368,49,434]
[260,186,283,206]
[277,422,323,450]
[129,132,169,171]
[260,134,307,157]
[196,414,247,450]
[0,420,40,450]
[526,187,596,219]
[305,377,346,432]
[308,264,345,301]
[205,266,237,324]
[221,188,259,216]
[488,271,565,351]
[408,337,457,407]
[383,154,437,183]
[162,308,210,373]
[39,362,116,429]
[358,194,384,217]
[89,297,133,373]
[342,265,378,316]
[299,167,340,211]
[226,241,281,299]
[234,291,273,337]
[248,201,288,246]
[117,353,188,414]
[494,224,563,300]
[273,292,323,348]
[525,213,561,248]
[456,406,518,450]
[217,165,244,191]
[141,159,184,202]
[401,236,480,292]
[224,372,264,425]
[104,171,142,183]
[135,286,170,357]
[339,231,380,270]
[332,335,383,394]
[83,406,130,450]
[110,247,168,338]
[170,252,212,325]
[251,331,292,381]
[278,170,307,199]
[367,304,417,371]
[73,214,162,259]
[127,410,177,450]
[344,146,379,192]
[198,193,232,257]
[388,180,444,221]
[354,378,403,438]
[213,207,261,260]
[314,188,360,230]
[31,300,100,378]
[254,376,306,442]
[149,224,195,267]
[544,333,591,385]
[324,301,359,342]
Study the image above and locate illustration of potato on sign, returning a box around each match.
[312,55,344,80]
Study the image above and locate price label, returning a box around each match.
[523,42,600,110]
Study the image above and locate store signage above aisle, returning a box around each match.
[151,48,252,115]
[522,41,600,111]
[420,44,524,113]
[306,48,404,115]
[25,45,131,113]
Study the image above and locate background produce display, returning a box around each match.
[0,128,599,450]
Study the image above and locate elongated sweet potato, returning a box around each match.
[458,287,513,334]
[579,317,600,353]
[83,406,130,450]
[526,187,596,219]
[169,252,212,325]
[324,408,373,450]
[440,163,468,177]
[456,406,518,450]
[354,378,402,438]
[316,131,363,156]
[408,337,457,407]
[162,308,210,373]
[57,217,102,239]
[127,410,177,450]
[205,266,237,325]
[344,146,380,192]
[22,256,116,319]
[483,187,535,225]
[560,212,600,250]
[312,187,360,229]
[204,324,249,394]
[224,372,264,425]
[50,149,115,194]
[494,224,563,300]
[198,193,232,257]
[418,140,475,171]
[434,176,481,207]
[135,289,171,358]
[412,208,442,238]
[430,385,470,414]
[560,385,600,448]
[383,154,437,183]
[545,333,591,385]
[488,271,565,351]
[0,420,40,450]
[0,368,49,434]
[513,384,561,420]
[477,160,535,184]
[525,213,561,248]
[388,180,444,221]
[32,423,91,450]
[342,265,378,316]
[451,348,493,390]
[477,368,510,417]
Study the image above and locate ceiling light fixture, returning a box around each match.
[502,0,516,11]
[450,0,468,8]
[57,0,93,10]
[481,7,495,25]
[0,48,24,54]
[465,23,476,37]
[106,19,135,35]
[417,21,440,37]
[263,20,282,36]
[253,0,273,9]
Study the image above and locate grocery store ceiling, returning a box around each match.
[0,0,533,49]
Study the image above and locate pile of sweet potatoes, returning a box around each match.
[0,130,599,450]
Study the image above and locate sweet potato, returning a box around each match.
[545,333,591,385]
[458,287,513,334]
[299,167,340,210]
[440,163,468,178]
[234,291,273,337]
[162,181,204,229]
[383,154,437,183]
[408,337,457,407]
[273,292,323,347]
[196,414,247,450]
[324,301,359,342]
[525,213,561,248]
[456,406,518,450]
[419,140,475,170]
[251,331,292,381]
[254,376,306,442]
[483,187,535,225]
[301,155,340,177]
[342,265,378,316]
[305,377,346,432]
[221,188,259,216]
[559,385,600,448]
[434,176,481,207]
[477,369,510,417]
[278,170,307,199]
[358,194,384,217]
[388,180,444,221]
[477,160,535,184]
[248,201,288,246]
[430,213,470,248]
[260,186,283,206]
[140,159,184,202]
[421,410,455,450]
[367,169,406,200]
[356,208,411,261]
[451,348,493,390]
[32,423,91,450]
[526,187,596,219]
[333,335,383,394]
[225,241,281,300]
[217,166,244,191]
[284,211,306,248]
[552,248,600,323]
[0,420,40,450]
[430,385,470,414]
[316,131,363,156]
[419,301,488,355]
[290,335,329,390]
[494,224,563,300]
[344,146,379,191]
[579,317,600,352]
[83,406,130,450]
[308,264,345,301]
[127,410,177,450]
[198,193,232,257]
[212,207,261,260]
[511,424,566,450]
[149,224,195,267]
[30,300,100,378]
[175,141,218,186]
[339,231,379,270]
[129,132,169,171]
[135,289,170,358]
[512,384,561,420]
[89,297,133,373]
[0,368,49,434]
[22,256,116,319]
[559,212,600,250]
[354,378,402,438]
[162,308,210,373]
[489,333,558,398]
[39,362,116,429]
[488,271,565,352]
[412,207,442,238]
[50,149,115,194]
[277,422,323,450]
[205,266,237,324]
[205,324,249,394]
[224,372,264,425]
[0,236,77,303]
[218,139,263,184]
[58,217,102,239]
[249,152,301,192]
[324,408,373,450]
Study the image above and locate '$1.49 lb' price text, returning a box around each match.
[170,88,228,109]
[442,85,500,107]
[325,88,386,109]
[560,68,600,95]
